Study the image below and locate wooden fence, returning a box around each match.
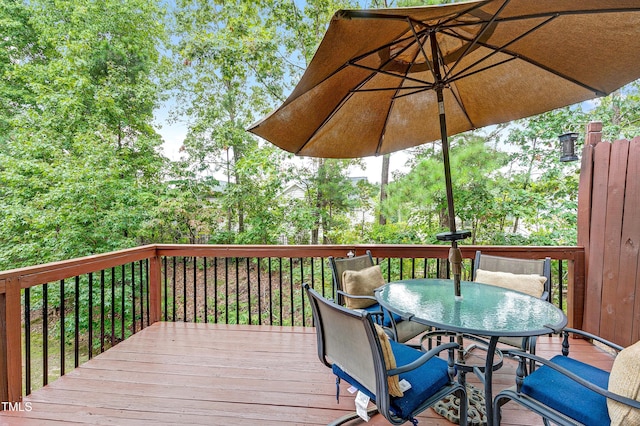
[578,122,640,347]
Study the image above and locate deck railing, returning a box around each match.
[0,244,585,404]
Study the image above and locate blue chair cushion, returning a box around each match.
[521,355,610,425]
[364,303,402,328]
[332,339,451,420]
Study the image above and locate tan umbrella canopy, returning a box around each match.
[248,0,640,297]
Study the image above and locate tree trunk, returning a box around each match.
[378,154,390,225]
[234,149,244,233]
[512,138,537,234]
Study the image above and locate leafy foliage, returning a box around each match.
[2,0,640,272]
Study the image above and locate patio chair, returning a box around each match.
[328,250,429,343]
[467,251,551,371]
[493,328,640,426]
[304,283,468,426]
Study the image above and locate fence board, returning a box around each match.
[577,122,603,280]
[616,138,640,345]
[583,142,611,335]
[600,139,629,341]
[580,130,640,347]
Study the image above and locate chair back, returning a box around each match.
[474,251,552,300]
[305,284,385,398]
[328,250,375,306]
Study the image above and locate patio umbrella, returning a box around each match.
[248,0,640,298]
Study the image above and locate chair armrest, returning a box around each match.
[562,327,624,352]
[509,350,640,409]
[336,289,377,301]
[388,342,459,376]
[540,290,549,301]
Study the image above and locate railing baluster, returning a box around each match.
[88,273,93,360]
[193,257,197,322]
[268,258,273,325]
[204,257,208,323]
[235,257,240,324]
[289,258,294,326]
[558,260,564,309]
[225,257,229,324]
[172,257,176,322]
[279,258,283,325]
[144,260,149,327]
[24,287,31,395]
[246,257,251,325]
[60,279,65,376]
[131,262,136,333]
[257,258,262,325]
[300,258,305,327]
[43,282,48,386]
[100,270,105,353]
[121,264,125,342]
[111,267,116,347]
[75,275,80,368]
[320,259,326,297]
[214,257,219,323]
[182,257,187,322]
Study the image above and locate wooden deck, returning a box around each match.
[0,322,615,425]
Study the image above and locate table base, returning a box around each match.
[434,383,487,426]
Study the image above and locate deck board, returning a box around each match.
[0,322,616,425]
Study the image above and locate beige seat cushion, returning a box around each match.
[474,269,546,298]
[342,265,385,309]
[608,340,640,425]
[374,324,403,397]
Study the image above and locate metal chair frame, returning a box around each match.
[305,283,468,426]
[328,250,428,343]
[493,328,640,426]
[468,251,552,372]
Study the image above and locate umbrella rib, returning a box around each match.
[443,0,511,80]
[339,1,493,24]
[490,7,640,24]
[454,39,606,96]
[349,62,432,87]
[405,17,437,79]
[441,14,557,83]
[448,56,518,85]
[294,69,381,155]
[376,29,428,155]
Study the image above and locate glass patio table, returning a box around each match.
[375,278,567,426]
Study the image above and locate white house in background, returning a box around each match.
[281,182,306,200]
[278,177,376,244]
[280,177,369,202]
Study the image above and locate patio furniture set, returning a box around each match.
[305,251,640,426]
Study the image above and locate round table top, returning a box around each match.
[375,278,567,337]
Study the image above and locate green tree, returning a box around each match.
[0,0,169,268]
[383,135,507,243]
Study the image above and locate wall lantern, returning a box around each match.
[559,132,579,162]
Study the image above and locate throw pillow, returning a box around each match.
[374,324,404,397]
[608,339,640,425]
[342,265,385,309]
[474,269,546,298]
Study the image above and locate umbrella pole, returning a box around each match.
[430,35,469,298]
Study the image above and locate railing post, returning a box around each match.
[566,251,586,330]
[149,253,162,324]
[0,278,23,405]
